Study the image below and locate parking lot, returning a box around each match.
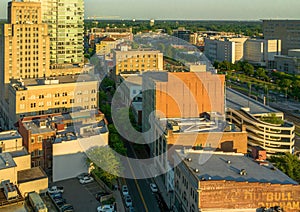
[52,178,105,212]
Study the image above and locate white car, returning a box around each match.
[79,176,94,184]
[122,185,129,196]
[97,204,114,212]
[124,195,132,207]
[150,183,158,192]
[48,186,64,194]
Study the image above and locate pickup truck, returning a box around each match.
[48,186,64,194]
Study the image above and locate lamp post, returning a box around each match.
[169,190,173,211]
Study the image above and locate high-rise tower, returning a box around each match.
[26,0,84,68]
[1,0,50,84]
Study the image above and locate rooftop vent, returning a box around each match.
[186,158,192,162]
[239,169,247,176]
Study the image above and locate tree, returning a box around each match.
[256,68,266,78]
[86,146,123,186]
[269,153,300,182]
[260,113,284,125]
[99,91,108,104]
[280,79,293,89]
[243,63,254,76]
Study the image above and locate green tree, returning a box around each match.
[280,79,293,89]
[87,146,123,186]
[99,91,108,104]
[243,63,254,76]
[260,113,284,125]
[269,153,300,182]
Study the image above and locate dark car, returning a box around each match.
[95,192,109,201]
[61,204,74,212]
[50,192,62,199]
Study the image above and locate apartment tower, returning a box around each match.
[24,0,84,68]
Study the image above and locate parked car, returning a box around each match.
[97,204,115,212]
[95,192,109,201]
[128,206,135,212]
[56,200,66,208]
[60,204,74,212]
[150,183,158,192]
[124,195,132,207]
[79,176,94,184]
[122,185,129,196]
[54,197,66,203]
[77,172,89,180]
[48,186,64,194]
[50,192,62,199]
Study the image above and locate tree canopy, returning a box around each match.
[269,153,300,183]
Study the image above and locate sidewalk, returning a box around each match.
[154,174,173,211]
[113,189,125,212]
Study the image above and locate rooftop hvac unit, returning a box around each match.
[2,181,18,200]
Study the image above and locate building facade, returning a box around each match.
[263,20,300,55]
[173,149,300,212]
[112,48,163,79]
[17,110,108,181]
[204,37,247,63]
[275,49,300,74]
[1,1,50,85]
[95,37,117,55]
[3,75,98,129]
[0,130,23,153]
[244,39,281,68]
[226,88,295,154]
[25,0,84,67]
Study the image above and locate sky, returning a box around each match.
[1,0,300,20]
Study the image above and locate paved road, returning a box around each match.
[121,141,161,212]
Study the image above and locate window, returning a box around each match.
[38,136,42,143]
[31,137,35,144]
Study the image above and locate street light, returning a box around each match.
[169,190,174,211]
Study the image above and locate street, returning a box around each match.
[121,140,161,212]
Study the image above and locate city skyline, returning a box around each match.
[0,0,300,20]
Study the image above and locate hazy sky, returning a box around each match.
[1,0,300,20]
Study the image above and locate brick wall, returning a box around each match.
[200,181,300,212]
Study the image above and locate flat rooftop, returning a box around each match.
[17,167,47,184]
[120,74,143,86]
[226,88,279,115]
[0,153,16,170]
[11,74,97,89]
[10,148,28,158]
[23,119,54,135]
[0,131,21,141]
[177,150,298,185]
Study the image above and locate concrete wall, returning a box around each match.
[52,140,88,182]
[13,154,31,173]
[0,167,16,184]
[18,178,48,197]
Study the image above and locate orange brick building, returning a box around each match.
[143,71,225,121]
